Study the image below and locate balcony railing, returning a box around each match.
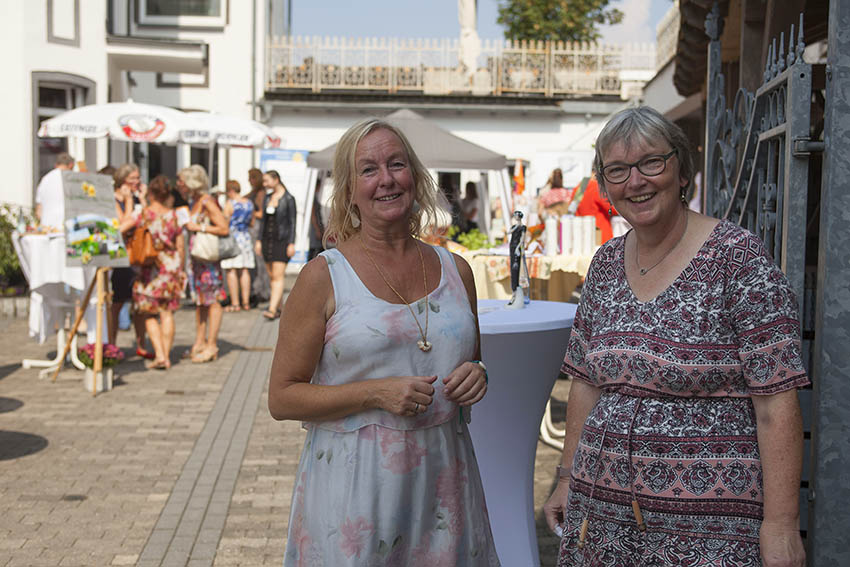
[655,0,680,70]
[266,36,656,99]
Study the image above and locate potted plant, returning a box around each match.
[77,343,124,393]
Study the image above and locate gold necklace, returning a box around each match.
[635,211,689,276]
[360,237,431,352]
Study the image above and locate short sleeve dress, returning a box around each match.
[283,245,500,567]
[132,208,186,314]
[558,220,809,566]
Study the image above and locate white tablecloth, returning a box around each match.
[466,253,593,302]
[12,232,97,343]
[471,299,577,567]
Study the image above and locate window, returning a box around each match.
[138,0,227,28]
[36,84,85,180]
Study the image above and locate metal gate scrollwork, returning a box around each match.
[703,4,812,316]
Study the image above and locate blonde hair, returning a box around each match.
[324,119,439,246]
[178,164,209,198]
[113,163,139,189]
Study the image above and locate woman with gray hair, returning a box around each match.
[268,118,499,565]
[543,106,807,566]
[180,165,229,363]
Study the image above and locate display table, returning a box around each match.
[466,253,592,302]
[12,232,98,374]
[470,299,577,567]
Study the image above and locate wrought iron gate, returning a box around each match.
[703,1,850,565]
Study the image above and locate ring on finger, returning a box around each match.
[414,402,420,413]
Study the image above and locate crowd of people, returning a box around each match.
[106,163,300,369]
[32,105,808,567]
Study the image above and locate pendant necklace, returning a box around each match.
[360,237,431,352]
[635,211,689,276]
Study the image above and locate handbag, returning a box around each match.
[191,222,220,262]
[191,219,240,262]
[127,218,158,266]
[218,233,240,260]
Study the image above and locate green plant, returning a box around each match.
[457,228,492,251]
[0,204,29,289]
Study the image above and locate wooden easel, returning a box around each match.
[51,266,110,396]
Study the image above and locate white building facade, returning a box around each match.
[2,1,655,212]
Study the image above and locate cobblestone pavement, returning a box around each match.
[0,299,571,566]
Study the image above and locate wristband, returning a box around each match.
[471,359,487,383]
[556,464,570,479]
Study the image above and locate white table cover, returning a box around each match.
[471,299,577,566]
[12,232,98,343]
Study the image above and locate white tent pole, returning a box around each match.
[498,168,513,233]
[294,167,318,263]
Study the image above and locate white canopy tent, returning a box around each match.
[302,109,513,257]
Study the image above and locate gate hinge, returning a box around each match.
[793,137,825,156]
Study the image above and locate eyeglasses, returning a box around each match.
[600,149,678,184]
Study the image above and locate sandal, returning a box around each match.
[181,345,204,359]
[136,347,156,360]
[191,347,219,363]
[262,310,280,320]
[145,359,168,370]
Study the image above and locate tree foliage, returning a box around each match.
[497,0,624,43]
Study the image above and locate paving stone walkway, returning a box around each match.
[0,299,570,567]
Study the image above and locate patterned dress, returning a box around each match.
[132,208,186,314]
[558,221,808,567]
[189,197,227,306]
[283,245,499,567]
[220,199,255,270]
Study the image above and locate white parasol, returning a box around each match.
[180,112,282,149]
[37,99,191,144]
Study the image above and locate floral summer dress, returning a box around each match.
[220,199,255,270]
[189,197,227,306]
[132,208,186,313]
[283,245,500,567]
[558,221,809,567]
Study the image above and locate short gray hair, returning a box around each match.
[593,106,695,200]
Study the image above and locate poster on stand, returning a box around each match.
[62,171,130,268]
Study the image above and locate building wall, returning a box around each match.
[123,0,266,191]
[0,0,108,208]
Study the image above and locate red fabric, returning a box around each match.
[575,178,617,243]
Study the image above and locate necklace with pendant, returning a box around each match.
[635,211,689,276]
[360,237,431,352]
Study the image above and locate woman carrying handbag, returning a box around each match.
[180,165,229,363]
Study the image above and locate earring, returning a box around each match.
[350,211,360,228]
[680,188,688,204]
[608,203,613,216]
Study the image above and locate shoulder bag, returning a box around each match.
[127,215,158,266]
[191,219,240,262]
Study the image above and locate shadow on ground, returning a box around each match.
[0,363,21,381]
[0,430,48,460]
[0,397,24,413]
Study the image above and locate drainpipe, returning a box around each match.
[250,0,257,165]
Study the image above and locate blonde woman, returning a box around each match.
[180,165,229,363]
[269,118,498,565]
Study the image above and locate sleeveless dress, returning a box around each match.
[221,199,255,270]
[283,245,500,567]
[189,197,227,306]
[558,221,809,567]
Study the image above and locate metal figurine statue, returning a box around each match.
[507,210,530,309]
